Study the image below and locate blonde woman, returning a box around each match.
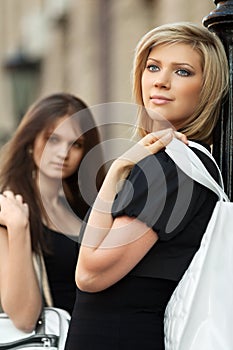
[65,23,229,349]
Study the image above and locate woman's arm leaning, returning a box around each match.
[76,130,188,292]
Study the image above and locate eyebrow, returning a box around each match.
[147,57,195,70]
[47,131,85,141]
[76,136,85,141]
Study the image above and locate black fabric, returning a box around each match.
[65,276,177,350]
[65,141,220,350]
[42,226,79,315]
[112,142,219,281]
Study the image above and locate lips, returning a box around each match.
[51,162,65,168]
[150,95,173,105]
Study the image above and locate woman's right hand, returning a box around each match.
[0,190,29,231]
[113,128,188,173]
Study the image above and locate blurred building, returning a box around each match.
[0,0,214,143]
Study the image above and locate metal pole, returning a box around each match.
[203,0,233,200]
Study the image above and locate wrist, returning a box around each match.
[108,159,132,182]
[7,220,30,238]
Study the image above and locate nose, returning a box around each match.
[153,71,170,89]
[57,142,69,159]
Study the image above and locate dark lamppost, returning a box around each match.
[203,0,233,200]
[4,51,41,124]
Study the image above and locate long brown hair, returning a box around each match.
[0,93,105,253]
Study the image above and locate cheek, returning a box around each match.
[141,72,149,88]
[182,80,202,101]
[33,136,48,168]
[141,74,149,103]
[33,146,44,169]
[183,85,202,117]
[71,150,84,168]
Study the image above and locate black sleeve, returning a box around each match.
[112,149,214,241]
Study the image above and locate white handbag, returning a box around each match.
[0,254,70,350]
[164,138,232,350]
[0,307,70,350]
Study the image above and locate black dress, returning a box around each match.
[65,142,219,349]
[43,226,79,315]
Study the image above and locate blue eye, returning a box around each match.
[176,69,191,77]
[48,135,59,144]
[147,64,159,72]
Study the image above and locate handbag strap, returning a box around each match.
[33,253,53,334]
[33,253,53,308]
[165,138,229,202]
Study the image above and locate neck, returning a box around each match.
[36,171,62,204]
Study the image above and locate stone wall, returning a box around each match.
[0,0,214,139]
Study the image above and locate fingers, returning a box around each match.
[158,131,174,147]
[2,190,15,199]
[173,131,188,145]
[139,129,188,156]
[1,191,26,205]
[147,131,173,151]
[142,129,173,148]
[149,129,188,146]
[15,194,24,203]
[0,191,30,229]
[115,129,188,169]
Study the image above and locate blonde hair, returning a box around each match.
[132,22,229,144]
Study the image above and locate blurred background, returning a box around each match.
[0,0,215,145]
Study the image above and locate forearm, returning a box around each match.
[77,217,158,292]
[81,160,130,248]
[1,227,42,332]
[76,161,132,287]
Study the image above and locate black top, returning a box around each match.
[42,226,79,315]
[112,142,219,281]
